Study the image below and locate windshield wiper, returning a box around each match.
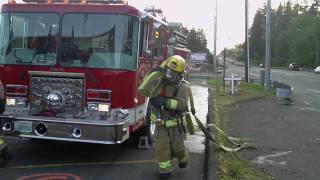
[16,59,32,64]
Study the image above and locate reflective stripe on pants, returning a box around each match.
[159,160,172,171]
[165,120,177,127]
[156,126,188,173]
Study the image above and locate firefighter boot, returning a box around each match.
[159,172,171,179]
[179,161,188,169]
[178,149,189,169]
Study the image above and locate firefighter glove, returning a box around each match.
[150,96,168,107]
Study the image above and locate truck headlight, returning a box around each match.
[98,104,110,112]
[6,98,16,106]
[87,102,111,112]
[6,97,27,107]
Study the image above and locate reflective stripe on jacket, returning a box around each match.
[150,79,190,127]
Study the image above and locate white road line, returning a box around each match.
[303,101,311,105]
[299,107,320,113]
[253,151,293,166]
[273,71,317,78]
[307,89,320,93]
[249,73,259,77]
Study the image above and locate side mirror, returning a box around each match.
[143,49,152,58]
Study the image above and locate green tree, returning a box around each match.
[187,28,208,52]
[225,44,245,62]
[249,7,266,64]
[271,2,292,66]
[186,28,214,64]
[227,0,320,68]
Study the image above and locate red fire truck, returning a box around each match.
[168,24,191,61]
[0,0,190,145]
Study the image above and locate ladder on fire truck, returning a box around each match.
[20,0,128,4]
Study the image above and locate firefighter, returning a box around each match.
[148,55,190,179]
[0,80,8,167]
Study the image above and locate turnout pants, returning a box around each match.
[156,125,189,173]
[0,138,7,155]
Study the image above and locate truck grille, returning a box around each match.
[29,72,85,117]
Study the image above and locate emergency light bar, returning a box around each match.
[22,0,128,4]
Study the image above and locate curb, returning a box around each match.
[189,74,219,80]
[203,88,217,180]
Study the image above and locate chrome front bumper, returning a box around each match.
[0,115,130,144]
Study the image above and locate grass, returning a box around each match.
[208,79,274,180]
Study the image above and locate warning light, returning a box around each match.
[154,31,160,38]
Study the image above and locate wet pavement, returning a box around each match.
[186,80,208,154]
[0,80,209,180]
[229,98,320,180]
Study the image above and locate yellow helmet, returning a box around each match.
[166,55,186,73]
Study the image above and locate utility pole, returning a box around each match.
[223,48,226,94]
[245,0,250,82]
[265,0,272,91]
[213,0,218,73]
[317,38,319,67]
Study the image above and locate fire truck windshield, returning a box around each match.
[0,13,139,71]
[0,13,59,65]
[61,14,139,71]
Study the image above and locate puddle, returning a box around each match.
[185,84,208,153]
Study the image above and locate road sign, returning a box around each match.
[190,53,207,63]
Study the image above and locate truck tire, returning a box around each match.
[126,103,152,147]
[0,146,8,168]
[0,80,4,114]
[0,99,5,114]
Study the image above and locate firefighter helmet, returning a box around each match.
[166,55,186,73]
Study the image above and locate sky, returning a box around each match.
[129,0,314,53]
[0,0,315,52]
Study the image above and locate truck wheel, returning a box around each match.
[0,99,4,114]
[0,80,4,114]
[0,146,8,168]
[126,103,152,147]
[126,125,152,148]
[142,102,153,145]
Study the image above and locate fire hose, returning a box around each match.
[137,64,254,152]
[192,113,254,152]
[188,86,254,152]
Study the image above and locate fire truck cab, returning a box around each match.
[0,0,190,145]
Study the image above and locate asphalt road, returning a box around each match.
[224,60,320,111]
[229,98,320,180]
[224,60,320,179]
[0,82,208,180]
